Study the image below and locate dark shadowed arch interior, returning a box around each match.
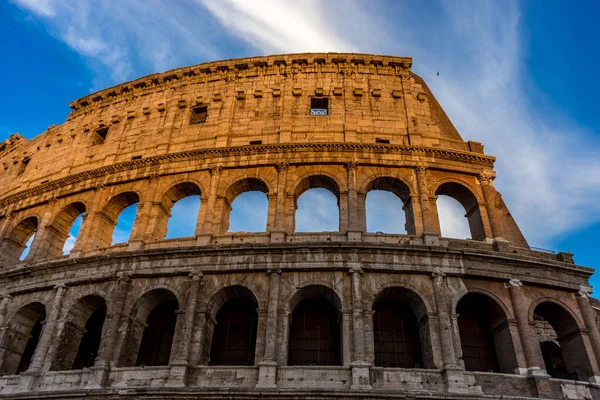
[46,202,86,258]
[51,295,107,371]
[534,302,593,381]
[294,175,340,232]
[225,178,269,233]
[366,177,414,234]
[162,182,202,239]
[372,287,430,368]
[0,302,46,375]
[288,285,342,366]
[118,289,179,367]
[436,182,485,241]
[457,293,518,373]
[0,217,38,265]
[209,297,258,365]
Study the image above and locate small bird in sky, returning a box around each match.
[437,72,439,76]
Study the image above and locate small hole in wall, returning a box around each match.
[92,127,109,145]
[249,140,262,145]
[375,138,390,144]
[190,105,208,124]
[131,155,142,160]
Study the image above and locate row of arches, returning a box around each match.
[2,176,484,264]
[0,285,593,382]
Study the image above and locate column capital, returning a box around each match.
[189,271,204,281]
[53,283,66,291]
[275,162,289,172]
[0,293,12,300]
[414,165,428,175]
[266,268,282,275]
[578,290,592,299]
[477,171,495,186]
[348,268,364,275]
[209,166,222,176]
[344,161,359,171]
[505,279,523,288]
[431,271,446,279]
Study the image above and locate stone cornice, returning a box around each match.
[0,142,495,210]
[68,53,413,114]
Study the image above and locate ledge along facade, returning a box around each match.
[0,53,598,399]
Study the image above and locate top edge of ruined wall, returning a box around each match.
[68,53,413,111]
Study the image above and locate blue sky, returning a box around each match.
[2,1,599,287]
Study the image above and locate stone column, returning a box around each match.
[433,274,483,395]
[431,273,456,368]
[0,293,12,330]
[203,167,222,235]
[70,185,107,255]
[348,266,371,389]
[345,162,360,233]
[0,294,12,349]
[478,172,507,241]
[19,284,66,391]
[257,268,281,388]
[273,163,289,232]
[95,276,130,366]
[167,272,203,387]
[415,167,441,237]
[506,279,545,374]
[577,290,600,382]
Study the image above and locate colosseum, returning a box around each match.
[0,53,598,400]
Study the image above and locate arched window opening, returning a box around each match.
[62,214,83,255]
[457,293,518,374]
[224,178,269,233]
[372,287,430,368]
[288,286,342,366]
[0,302,46,375]
[436,182,485,241]
[365,177,414,234]
[45,202,86,258]
[162,182,202,239]
[0,217,38,265]
[19,234,35,261]
[209,298,258,365]
[118,289,178,368]
[111,203,138,245]
[51,295,107,371]
[534,302,593,381]
[294,175,340,232]
[135,302,177,366]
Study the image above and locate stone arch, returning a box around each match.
[532,300,593,381]
[371,287,433,368]
[50,294,107,371]
[287,285,343,366]
[451,287,513,320]
[293,175,341,232]
[221,178,269,233]
[456,292,519,374]
[118,288,179,367]
[157,181,202,239]
[435,181,486,241]
[45,202,87,258]
[364,176,416,234]
[0,302,46,375]
[0,216,38,265]
[206,285,259,366]
[92,191,140,248]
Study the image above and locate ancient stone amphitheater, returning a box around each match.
[0,53,598,400]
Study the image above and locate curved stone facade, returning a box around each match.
[0,53,598,399]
